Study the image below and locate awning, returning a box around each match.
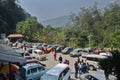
[0,44,26,63]
[7,34,24,38]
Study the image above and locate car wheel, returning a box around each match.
[89,65,95,71]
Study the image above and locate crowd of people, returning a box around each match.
[74,57,90,78]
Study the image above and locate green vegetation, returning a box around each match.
[0,0,31,34]
[0,1,120,49]
[99,50,120,80]
[16,17,43,41]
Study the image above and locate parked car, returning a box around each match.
[99,52,112,57]
[56,46,65,53]
[82,54,107,70]
[19,62,46,80]
[12,47,26,56]
[70,48,83,57]
[61,47,73,54]
[46,45,53,53]
[30,49,47,60]
[41,63,71,80]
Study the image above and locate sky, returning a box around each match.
[18,0,113,22]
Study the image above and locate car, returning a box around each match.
[12,47,26,56]
[19,62,46,80]
[99,52,112,57]
[56,46,65,53]
[82,54,107,70]
[70,48,83,57]
[30,49,47,60]
[46,45,53,53]
[41,63,71,80]
[61,47,73,54]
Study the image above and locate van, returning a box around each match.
[83,54,107,70]
[19,63,46,80]
[41,63,71,80]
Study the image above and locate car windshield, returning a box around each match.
[38,51,44,54]
[13,47,20,50]
[73,49,79,52]
[41,74,57,80]
[64,47,71,50]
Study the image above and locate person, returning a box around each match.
[66,59,70,65]
[86,63,90,73]
[59,55,63,63]
[51,47,54,54]
[78,61,83,75]
[64,59,67,64]
[74,61,79,78]
[77,57,80,63]
[54,53,57,61]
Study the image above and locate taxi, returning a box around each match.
[30,49,47,60]
[61,47,73,54]
[70,48,82,57]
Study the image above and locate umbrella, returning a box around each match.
[0,64,19,73]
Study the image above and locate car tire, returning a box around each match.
[89,65,95,71]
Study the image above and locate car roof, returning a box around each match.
[34,49,43,52]
[46,63,69,76]
[23,63,42,70]
[86,54,107,59]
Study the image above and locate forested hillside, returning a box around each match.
[0,0,120,49]
[0,0,31,34]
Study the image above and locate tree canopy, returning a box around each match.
[0,0,31,34]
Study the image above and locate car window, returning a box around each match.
[63,67,69,75]
[58,73,63,80]
[34,51,37,54]
[58,67,70,80]
[27,70,30,75]
[38,51,43,54]
[31,68,37,74]
[38,66,44,72]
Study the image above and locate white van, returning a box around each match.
[41,63,71,80]
[19,63,46,80]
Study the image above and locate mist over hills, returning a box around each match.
[41,15,72,27]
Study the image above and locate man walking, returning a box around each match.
[74,61,79,78]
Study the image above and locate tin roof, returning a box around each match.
[0,44,26,63]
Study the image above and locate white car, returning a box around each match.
[41,63,71,80]
[12,47,25,56]
[99,52,112,56]
[30,49,47,60]
[82,54,107,70]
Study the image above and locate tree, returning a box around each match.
[99,50,120,80]
[16,18,43,41]
[109,27,120,48]
[0,0,31,34]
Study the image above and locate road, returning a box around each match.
[41,52,106,80]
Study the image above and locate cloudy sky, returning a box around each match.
[18,0,113,22]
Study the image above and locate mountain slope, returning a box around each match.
[41,15,71,27]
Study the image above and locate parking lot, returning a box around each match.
[41,52,106,80]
